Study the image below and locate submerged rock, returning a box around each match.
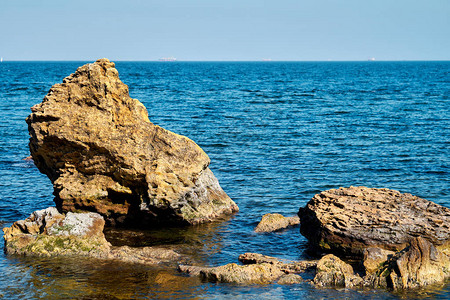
[179,263,285,284]
[277,274,303,285]
[238,252,317,273]
[26,59,238,226]
[179,253,316,285]
[3,207,181,265]
[299,186,450,256]
[254,213,300,233]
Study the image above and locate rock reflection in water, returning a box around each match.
[104,216,234,266]
[1,256,205,299]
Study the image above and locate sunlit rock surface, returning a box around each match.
[3,207,181,265]
[254,213,299,233]
[299,186,450,256]
[364,237,450,290]
[26,59,238,226]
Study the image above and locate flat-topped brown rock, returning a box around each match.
[26,59,238,226]
[298,186,450,257]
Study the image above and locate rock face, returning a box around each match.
[3,207,181,265]
[254,213,300,233]
[299,186,450,256]
[365,237,450,290]
[313,254,363,288]
[26,59,238,226]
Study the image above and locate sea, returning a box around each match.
[0,61,449,299]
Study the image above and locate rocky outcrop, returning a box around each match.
[254,213,300,233]
[179,253,316,285]
[3,207,110,256]
[178,263,284,284]
[313,254,363,288]
[196,263,285,284]
[238,252,317,273]
[3,207,181,265]
[364,237,450,290]
[299,186,450,257]
[26,59,238,226]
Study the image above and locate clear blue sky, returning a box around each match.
[0,0,449,61]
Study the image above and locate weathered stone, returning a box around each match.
[365,237,450,290]
[299,186,450,256]
[363,247,395,275]
[3,207,182,265]
[180,263,285,284]
[254,213,300,233]
[3,208,109,257]
[238,252,317,273]
[26,59,238,226]
[277,274,303,285]
[107,245,180,265]
[314,254,363,288]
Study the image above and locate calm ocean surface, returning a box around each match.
[0,61,449,299]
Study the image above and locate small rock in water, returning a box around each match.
[277,274,303,285]
[254,213,300,233]
[182,263,285,284]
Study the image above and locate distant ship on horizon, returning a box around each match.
[159,57,177,62]
[368,57,376,61]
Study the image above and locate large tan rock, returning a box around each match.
[299,186,450,256]
[3,207,181,265]
[26,59,238,226]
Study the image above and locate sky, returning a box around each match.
[0,0,449,61]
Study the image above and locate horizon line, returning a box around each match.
[1,59,449,62]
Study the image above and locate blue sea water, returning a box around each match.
[0,61,449,299]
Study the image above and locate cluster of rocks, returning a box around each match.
[178,187,450,290]
[3,59,449,293]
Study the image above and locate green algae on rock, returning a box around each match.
[3,207,109,257]
[3,207,182,265]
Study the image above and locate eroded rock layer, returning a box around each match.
[298,186,450,256]
[26,59,238,226]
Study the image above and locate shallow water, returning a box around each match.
[0,61,449,299]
